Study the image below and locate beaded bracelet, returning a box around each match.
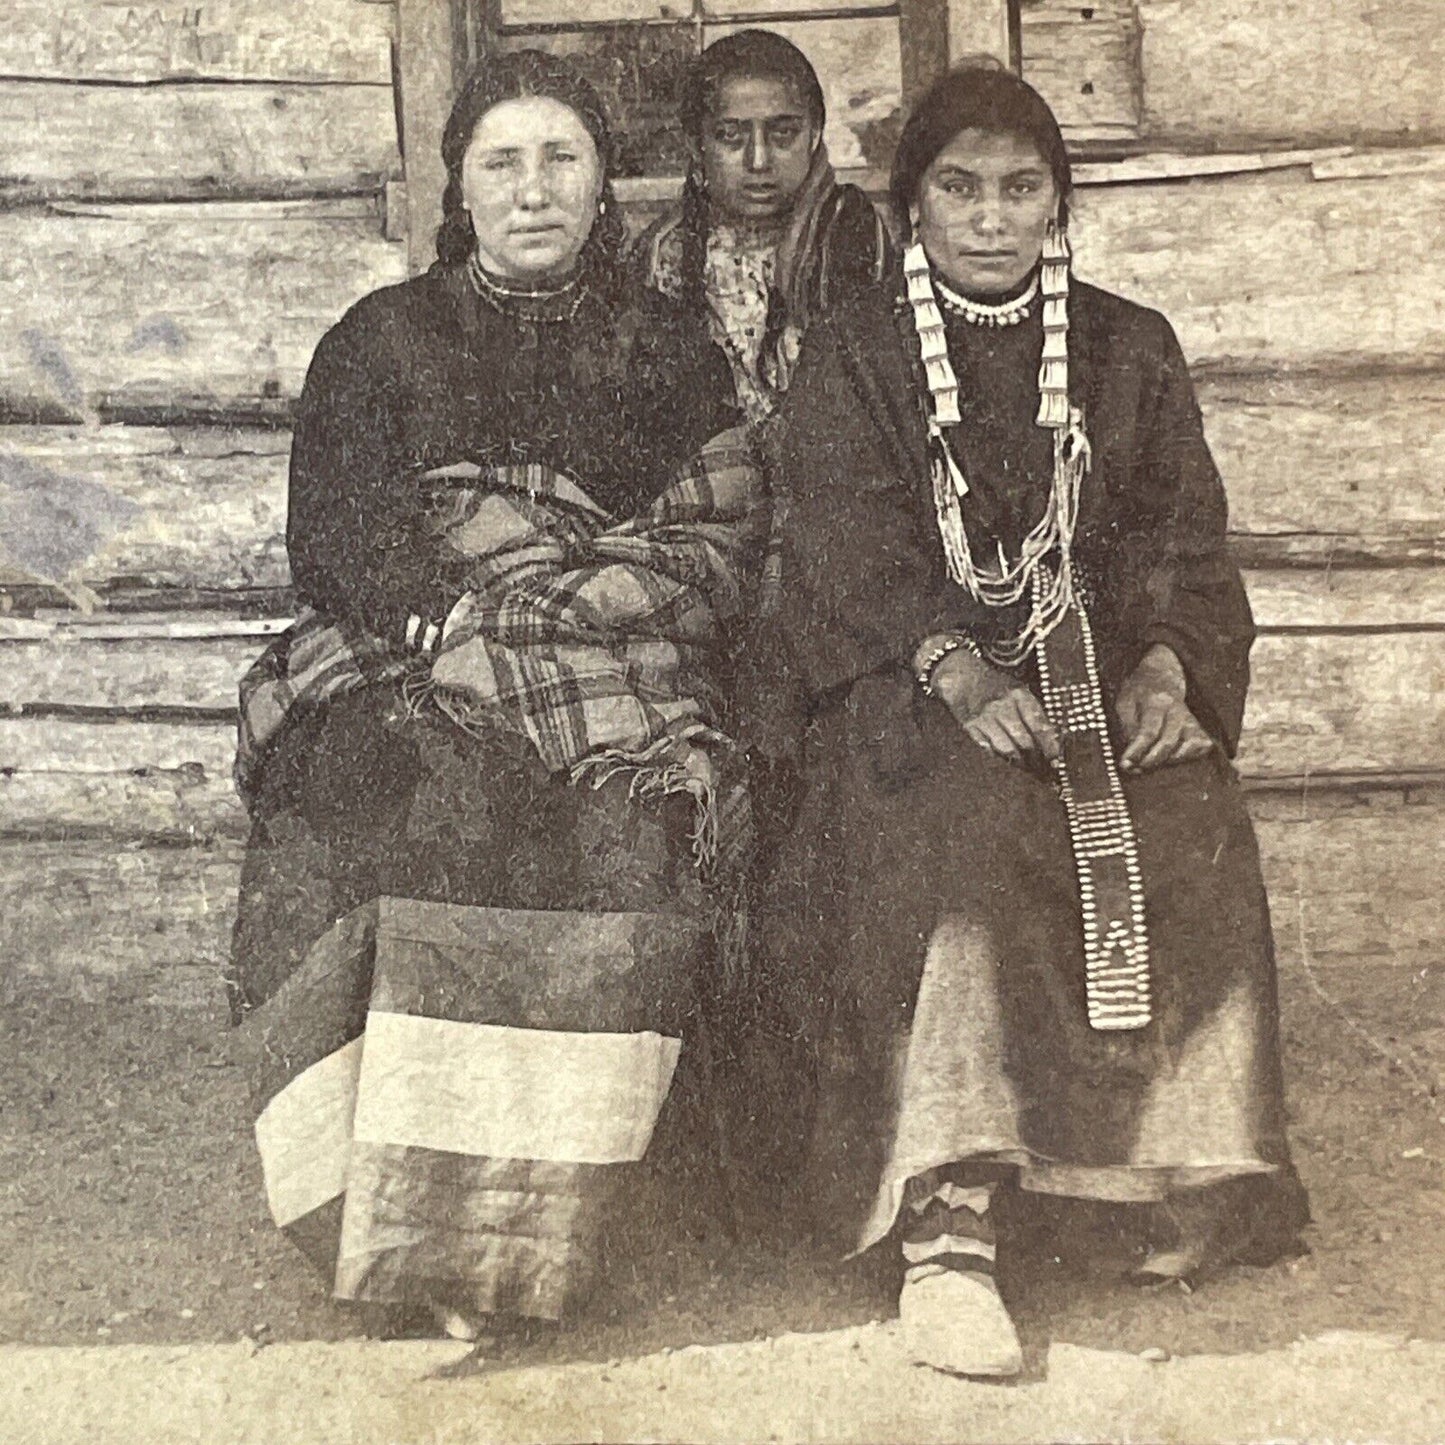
[913,631,983,697]
[405,613,443,658]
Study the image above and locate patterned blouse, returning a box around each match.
[702,223,803,425]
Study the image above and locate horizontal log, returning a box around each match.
[1073,148,1354,186]
[0,719,242,840]
[1247,569,1445,631]
[0,424,291,591]
[0,766,243,843]
[1240,630,1445,781]
[1204,374,1445,567]
[0,635,260,713]
[1254,789,1445,972]
[1137,0,1445,148]
[0,839,243,1009]
[1,570,1440,713]
[0,203,405,422]
[1070,167,1445,373]
[0,1,393,84]
[1019,0,1141,140]
[4,371,1444,594]
[0,620,1438,840]
[0,81,399,203]
[6,790,1440,1008]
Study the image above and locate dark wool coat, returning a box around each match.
[286,263,738,646]
[759,277,1254,752]
[741,274,1307,1265]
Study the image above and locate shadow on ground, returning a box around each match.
[2,953,1442,1371]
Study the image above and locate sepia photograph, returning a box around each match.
[0,2,1441,1441]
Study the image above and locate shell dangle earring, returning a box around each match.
[1036,215,1073,428]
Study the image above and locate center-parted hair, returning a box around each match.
[889,66,1073,232]
[673,30,829,321]
[434,48,628,279]
[678,28,827,144]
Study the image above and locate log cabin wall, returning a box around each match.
[0,1,1440,1005]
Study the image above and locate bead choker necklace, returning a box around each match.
[934,273,1039,327]
[467,251,585,322]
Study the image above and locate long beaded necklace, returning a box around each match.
[903,231,1087,669]
[905,227,1153,1033]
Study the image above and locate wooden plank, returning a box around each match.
[1311,147,1445,183]
[0,718,242,840]
[1137,0,1445,149]
[1255,790,1445,973]
[397,0,462,274]
[5,791,1441,1008]
[947,0,1014,67]
[1070,167,1445,373]
[1240,631,1445,783]
[0,767,244,842]
[1202,374,1445,566]
[703,0,891,11]
[1247,570,1445,632]
[1074,147,1352,186]
[0,839,243,1009]
[0,81,399,203]
[0,635,259,713]
[504,0,679,20]
[0,426,290,591]
[0,0,393,84]
[1019,0,1140,140]
[0,204,405,422]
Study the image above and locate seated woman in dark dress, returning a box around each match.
[750,66,1308,1377]
[634,28,892,426]
[228,50,758,1345]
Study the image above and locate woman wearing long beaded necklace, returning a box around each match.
[745,66,1308,1377]
[634,29,891,426]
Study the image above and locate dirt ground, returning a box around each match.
[2,948,1442,1381]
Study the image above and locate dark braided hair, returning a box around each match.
[674,29,827,316]
[434,49,629,289]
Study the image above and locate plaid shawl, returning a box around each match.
[236,425,764,868]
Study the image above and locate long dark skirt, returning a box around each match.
[229,685,707,1321]
[766,676,1309,1266]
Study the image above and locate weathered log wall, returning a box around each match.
[0,1,1439,1004]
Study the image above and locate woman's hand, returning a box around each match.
[1116,644,1214,773]
[929,647,1061,764]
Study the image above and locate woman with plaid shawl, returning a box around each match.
[228,51,763,1347]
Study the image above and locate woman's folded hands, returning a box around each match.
[1114,643,1214,773]
[928,648,1061,765]
[927,641,1213,774]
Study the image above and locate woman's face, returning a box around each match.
[915,128,1058,295]
[461,96,603,282]
[700,75,818,223]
